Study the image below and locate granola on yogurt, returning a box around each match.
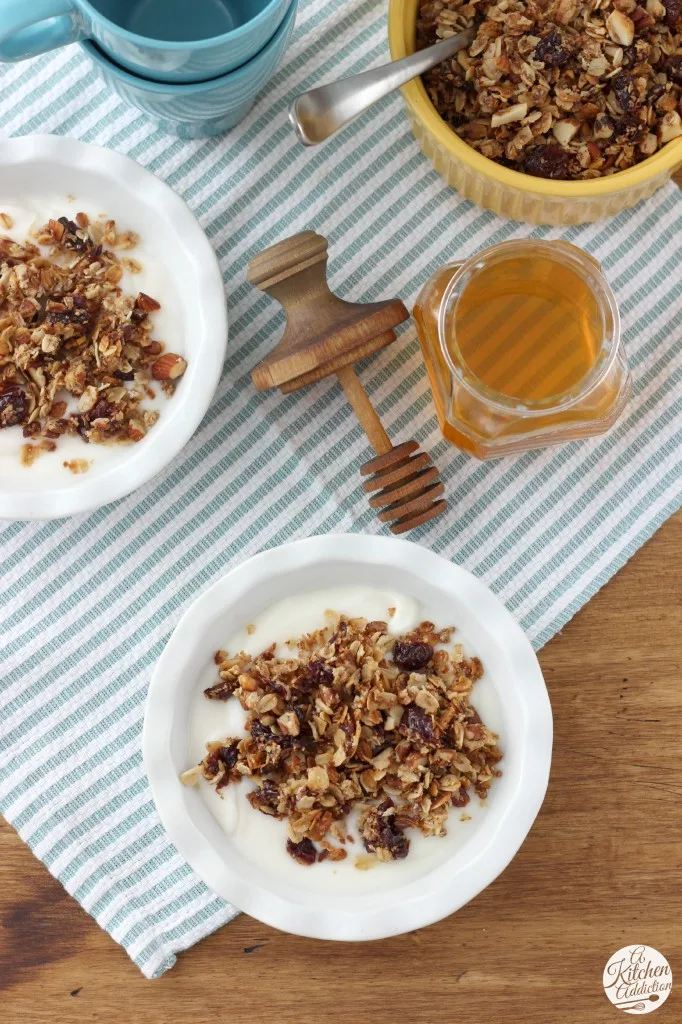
[417,0,682,178]
[181,614,502,867]
[0,213,187,464]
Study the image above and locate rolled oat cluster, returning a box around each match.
[418,0,682,178]
[183,614,503,866]
[0,214,186,460]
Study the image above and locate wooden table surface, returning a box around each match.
[2,508,680,1024]
[3,174,682,1023]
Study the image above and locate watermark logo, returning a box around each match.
[603,945,673,1014]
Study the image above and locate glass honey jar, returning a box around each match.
[413,240,631,459]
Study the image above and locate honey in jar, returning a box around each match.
[413,240,631,459]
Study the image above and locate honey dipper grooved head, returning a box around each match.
[359,440,448,535]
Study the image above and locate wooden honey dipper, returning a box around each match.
[248,231,448,534]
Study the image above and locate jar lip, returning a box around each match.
[437,240,621,415]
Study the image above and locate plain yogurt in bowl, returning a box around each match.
[187,584,505,896]
[0,135,226,520]
[144,534,552,940]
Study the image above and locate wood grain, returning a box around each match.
[337,364,393,454]
[249,230,447,534]
[248,230,409,391]
[2,509,680,1023]
[3,177,682,1020]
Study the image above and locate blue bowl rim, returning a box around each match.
[80,0,296,92]
[75,0,290,51]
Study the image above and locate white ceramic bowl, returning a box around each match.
[0,135,226,520]
[144,534,553,940]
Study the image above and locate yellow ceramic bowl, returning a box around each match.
[388,0,682,225]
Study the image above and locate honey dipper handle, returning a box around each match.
[336,366,392,456]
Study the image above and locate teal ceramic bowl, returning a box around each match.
[0,0,292,83]
[80,0,296,138]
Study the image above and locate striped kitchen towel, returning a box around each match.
[1,0,681,980]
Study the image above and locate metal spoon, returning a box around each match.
[289,27,476,146]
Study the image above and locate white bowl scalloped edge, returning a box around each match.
[143,534,553,942]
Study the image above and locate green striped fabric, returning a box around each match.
[1,0,681,978]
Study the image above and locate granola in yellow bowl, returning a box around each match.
[417,0,682,179]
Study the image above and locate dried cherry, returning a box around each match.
[251,720,274,745]
[523,145,573,180]
[667,55,682,83]
[613,114,645,142]
[306,660,333,685]
[362,801,410,860]
[286,838,317,865]
[218,744,238,770]
[451,788,471,808]
[57,216,89,251]
[663,0,681,28]
[45,304,91,329]
[613,70,637,113]
[0,385,29,429]
[399,705,436,745]
[392,641,433,671]
[534,29,572,67]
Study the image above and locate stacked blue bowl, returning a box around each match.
[0,0,298,137]
[82,2,297,137]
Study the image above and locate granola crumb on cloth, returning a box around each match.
[0,214,186,453]
[417,0,682,179]
[184,614,503,867]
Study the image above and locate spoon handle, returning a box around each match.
[289,27,476,146]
